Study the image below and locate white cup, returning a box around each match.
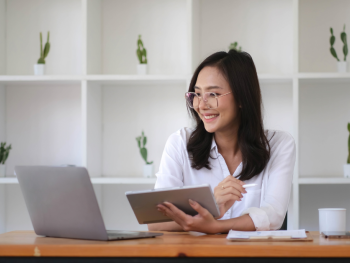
[318,208,346,232]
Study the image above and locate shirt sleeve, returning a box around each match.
[154,132,185,189]
[240,131,296,230]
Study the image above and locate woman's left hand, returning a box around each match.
[157,200,220,234]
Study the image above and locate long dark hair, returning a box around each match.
[186,49,272,181]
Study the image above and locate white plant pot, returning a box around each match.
[337,61,347,73]
[143,164,153,178]
[34,64,45,75]
[344,164,350,178]
[137,64,147,75]
[0,165,5,177]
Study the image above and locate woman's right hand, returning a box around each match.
[214,176,247,218]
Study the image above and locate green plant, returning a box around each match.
[228,42,242,52]
[347,123,350,164]
[136,131,153,164]
[136,35,147,64]
[329,25,348,61]
[0,142,11,165]
[341,25,348,61]
[37,32,50,64]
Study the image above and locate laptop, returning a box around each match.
[14,166,163,241]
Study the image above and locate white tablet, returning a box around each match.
[126,184,220,224]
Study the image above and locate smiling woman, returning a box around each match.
[148,50,296,234]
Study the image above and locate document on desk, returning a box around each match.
[227,229,307,240]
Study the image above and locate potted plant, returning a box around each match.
[0,142,12,177]
[344,123,350,178]
[228,41,242,52]
[136,35,147,75]
[136,131,153,177]
[330,25,348,73]
[34,32,50,75]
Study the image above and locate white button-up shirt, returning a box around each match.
[154,127,296,231]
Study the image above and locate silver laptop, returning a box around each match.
[15,166,163,241]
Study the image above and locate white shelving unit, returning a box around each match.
[0,177,157,185]
[0,0,349,233]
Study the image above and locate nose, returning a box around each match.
[198,97,209,110]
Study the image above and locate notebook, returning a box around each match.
[227,229,312,242]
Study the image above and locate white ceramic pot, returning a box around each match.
[318,208,346,232]
[0,165,5,177]
[344,164,350,178]
[34,64,45,75]
[137,64,147,75]
[337,61,347,73]
[143,164,153,178]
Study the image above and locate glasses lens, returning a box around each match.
[203,92,218,109]
[185,92,199,108]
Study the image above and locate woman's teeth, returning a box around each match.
[204,115,218,119]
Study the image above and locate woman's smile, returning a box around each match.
[201,113,219,122]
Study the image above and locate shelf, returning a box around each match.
[85,75,189,85]
[0,75,82,85]
[298,73,350,83]
[0,74,295,86]
[91,177,156,185]
[0,177,156,185]
[299,177,350,185]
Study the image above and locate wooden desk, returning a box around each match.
[1,231,350,263]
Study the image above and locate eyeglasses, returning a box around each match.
[185,92,231,109]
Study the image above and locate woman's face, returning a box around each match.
[194,66,240,134]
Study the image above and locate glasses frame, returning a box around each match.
[185,91,232,109]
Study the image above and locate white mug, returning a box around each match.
[318,208,346,232]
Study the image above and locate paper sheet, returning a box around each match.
[227,229,307,239]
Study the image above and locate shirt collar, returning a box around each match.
[211,136,218,155]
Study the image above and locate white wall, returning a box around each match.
[86,0,102,75]
[197,0,293,75]
[300,185,350,231]
[101,0,188,75]
[299,81,350,177]
[0,85,5,142]
[6,0,82,75]
[260,82,294,135]
[85,82,102,177]
[0,0,5,74]
[5,85,82,176]
[299,0,350,72]
[102,84,188,177]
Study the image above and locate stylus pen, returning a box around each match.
[242,183,257,188]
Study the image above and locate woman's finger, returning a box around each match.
[220,187,243,198]
[221,181,246,194]
[188,199,212,219]
[162,202,189,226]
[217,193,241,204]
[221,175,244,185]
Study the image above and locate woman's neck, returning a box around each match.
[214,126,240,157]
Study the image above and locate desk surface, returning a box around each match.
[1,231,350,258]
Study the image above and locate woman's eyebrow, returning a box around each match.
[194,85,223,90]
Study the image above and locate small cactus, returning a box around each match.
[341,25,348,61]
[330,28,339,61]
[136,35,147,64]
[347,123,350,164]
[0,142,12,165]
[136,131,153,165]
[37,32,50,64]
[330,25,348,62]
[228,42,242,52]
